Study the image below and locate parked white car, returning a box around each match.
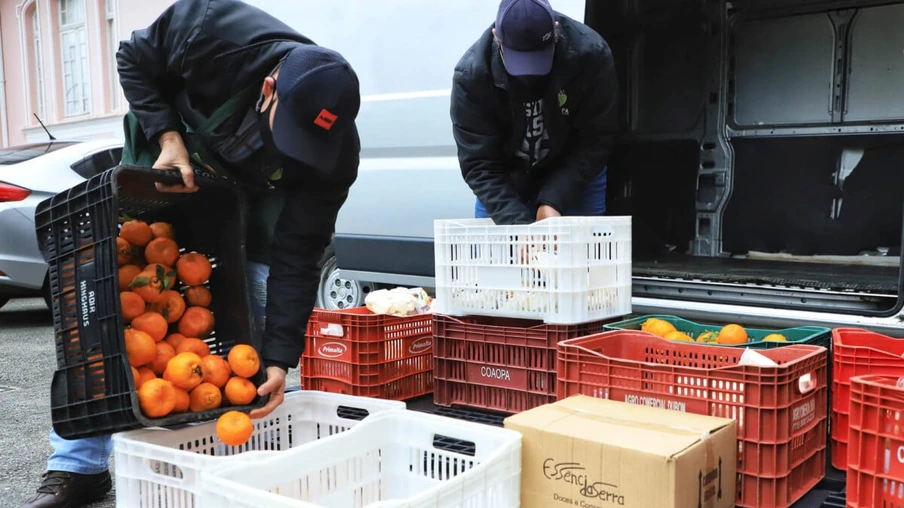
[0,138,123,309]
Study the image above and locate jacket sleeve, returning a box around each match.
[116,0,201,143]
[259,150,358,371]
[450,65,534,225]
[536,46,618,214]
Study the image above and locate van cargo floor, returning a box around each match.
[633,255,899,293]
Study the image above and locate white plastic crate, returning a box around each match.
[433,216,632,324]
[199,410,522,508]
[112,390,406,508]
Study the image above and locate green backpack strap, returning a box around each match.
[121,83,259,169]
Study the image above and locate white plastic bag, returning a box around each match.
[365,287,433,317]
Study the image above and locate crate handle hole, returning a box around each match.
[146,459,185,482]
[336,405,370,421]
[432,434,477,457]
[798,373,817,394]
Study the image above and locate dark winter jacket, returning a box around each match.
[117,0,359,372]
[450,13,618,225]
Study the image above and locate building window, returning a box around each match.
[32,9,45,120]
[59,0,90,117]
[105,0,119,111]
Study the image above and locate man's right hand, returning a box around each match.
[153,131,198,193]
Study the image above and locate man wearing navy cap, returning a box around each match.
[22,1,360,506]
[451,0,618,224]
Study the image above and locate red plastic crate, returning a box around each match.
[847,375,904,508]
[432,313,609,414]
[831,328,904,471]
[300,307,434,401]
[557,330,828,508]
[846,375,904,507]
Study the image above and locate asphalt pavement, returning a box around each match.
[0,298,300,508]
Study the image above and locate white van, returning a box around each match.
[250,0,904,337]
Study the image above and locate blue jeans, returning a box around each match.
[475,166,608,218]
[47,262,271,474]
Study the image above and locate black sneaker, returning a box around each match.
[21,470,112,508]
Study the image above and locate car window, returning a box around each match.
[0,142,80,165]
[70,147,123,179]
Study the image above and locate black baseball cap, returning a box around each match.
[495,0,557,76]
[272,45,361,173]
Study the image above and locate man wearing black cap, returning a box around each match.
[451,0,618,225]
[21,1,360,506]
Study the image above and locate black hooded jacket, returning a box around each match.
[450,13,617,224]
[117,0,359,372]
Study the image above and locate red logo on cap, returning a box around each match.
[314,109,338,130]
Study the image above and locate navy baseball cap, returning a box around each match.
[495,0,557,76]
[273,45,360,173]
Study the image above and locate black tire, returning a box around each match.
[0,297,9,310]
[42,272,52,310]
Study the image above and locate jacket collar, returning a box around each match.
[490,15,582,90]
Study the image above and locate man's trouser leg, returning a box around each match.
[566,166,608,216]
[46,430,112,474]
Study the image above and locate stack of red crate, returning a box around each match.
[301,307,434,400]
[846,374,904,507]
[556,330,828,508]
[830,328,904,471]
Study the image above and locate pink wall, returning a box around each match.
[0,0,175,146]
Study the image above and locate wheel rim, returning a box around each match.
[317,257,368,310]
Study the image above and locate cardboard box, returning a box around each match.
[504,395,737,508]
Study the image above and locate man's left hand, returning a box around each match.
[536,205,562,221]
[249,366,287,420]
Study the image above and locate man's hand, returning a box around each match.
[153,131,197,193]
[248,366,287,420]
[536,204,561,221]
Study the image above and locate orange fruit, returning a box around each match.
[164,333,187,350]
[201,355,232,388]
[136,366,157,389]
[149,290,186,323]
[119,265,143,291]
[172,387,190,413]
[763,333,787,342]
[641,318,677,338]
[664,330,695,342]
[130,365,140,385]
[149,222,174,240]
[137,378,176,418]
[177,253,213,286]
[131,312,168,342]
[130,264,177,304]
[178,307,215,339]
[125,328,157,367]
[716,324,748,345]
[216,411,254,446]
[149,341,177,376]
[117,237,133,266]
[145,237,180,267]
[224,376,257,406]
[227,344,260,378]
[184,286,212,308]
[175,337,211,358]
[120,292,147,324]
[120,220,153,248]
[189,382,223,412]
[163,352,205,390]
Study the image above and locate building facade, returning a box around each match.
[0,0,173,146]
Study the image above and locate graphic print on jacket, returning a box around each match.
[518,98,551,167]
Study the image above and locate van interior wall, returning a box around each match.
[723,135,904,257]
[606,140,699,258]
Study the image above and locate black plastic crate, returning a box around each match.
[35,164,267,439]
